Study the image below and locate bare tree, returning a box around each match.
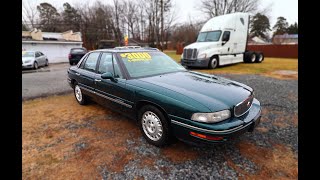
[22,0,39,30]
[123,0,138,39]
[112,0,124,44]
[198,0,260,18]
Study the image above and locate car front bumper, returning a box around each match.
[22,62,34,69]
[170,98,262,145]
[181,58,210,68]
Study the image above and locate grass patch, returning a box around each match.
[164,50,298,79]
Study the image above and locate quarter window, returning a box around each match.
[83,52,100,72]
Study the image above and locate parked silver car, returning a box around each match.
[22,51,49,69]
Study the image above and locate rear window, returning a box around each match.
[71,48,86,53]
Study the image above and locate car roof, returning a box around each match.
[89,46,160,53]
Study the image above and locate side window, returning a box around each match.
[78,55,87,68]
[98,53,123,78]
[35,52,40,57]
[83,52,100,72]
[222,31,231,42]
[39,52,43,56]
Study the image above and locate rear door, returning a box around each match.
[76,52,101,99]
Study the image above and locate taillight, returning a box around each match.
[68,54,71,59]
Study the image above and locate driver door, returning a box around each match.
[94,53,132,111]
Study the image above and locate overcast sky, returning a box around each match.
[23,0,298,26]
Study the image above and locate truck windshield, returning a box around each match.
[197,31,222,42]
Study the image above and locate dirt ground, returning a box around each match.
[22,93,298,179]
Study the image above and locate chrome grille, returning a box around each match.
[234,93,254,117]
[183,48,197,59]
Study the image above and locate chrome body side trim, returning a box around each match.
[79,84,132,108]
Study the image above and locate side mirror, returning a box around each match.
[101,72,117,82]
[222,41,227,46]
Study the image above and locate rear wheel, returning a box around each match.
[208,57,218,69]
[249,53,256,63]
[244,51,256,63]
[138,105,171,147]
[74,84,88,105]
[255,52,264,63]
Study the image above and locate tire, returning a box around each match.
[69,62,73,65]
[255,52,264,63]
[244,51,256,63]
[208,57,218,69]
[33,61,38,69]
[45,59,49,66]
[138,105,171,147]
[74,84,88,105]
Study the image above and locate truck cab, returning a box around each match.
[181,13,262,69]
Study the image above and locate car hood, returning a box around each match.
[22,57,34,62]
[138,71,253,112]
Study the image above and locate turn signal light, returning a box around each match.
[190,131,224,141]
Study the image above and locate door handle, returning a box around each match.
[94,79,101,82]
[76,73,80,76]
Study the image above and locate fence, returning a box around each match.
[176,44,298,59]
[247,44,298,58]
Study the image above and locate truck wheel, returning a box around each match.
[255,52,264,63]
[138,105,171,147]
[244,51,256,63]
[208,57,218,69]
[249,53,256,63]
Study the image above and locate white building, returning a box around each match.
[22,29,83,63]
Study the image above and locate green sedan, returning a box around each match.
[67,47,261,147]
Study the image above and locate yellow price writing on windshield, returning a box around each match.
[120,52,152,62]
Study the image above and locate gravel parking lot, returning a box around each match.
[22,73,298,179]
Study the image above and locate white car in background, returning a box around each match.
[22,51,49,69]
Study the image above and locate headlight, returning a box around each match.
[191,110,231,123]
[198,53,207,59]
[24,60,31,63]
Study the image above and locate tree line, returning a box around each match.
[22,0,297,49]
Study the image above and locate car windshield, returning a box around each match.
[118,51,186,78]
[71,48,86,53]
[196,31,222,42]
[22,51,34,57]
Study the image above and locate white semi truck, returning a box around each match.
[181,12,264,69]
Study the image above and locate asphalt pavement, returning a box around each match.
[22,63,74,100]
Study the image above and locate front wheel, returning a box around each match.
[208,57,218,69]
[33,61,38,69]
[138,105,171,147]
